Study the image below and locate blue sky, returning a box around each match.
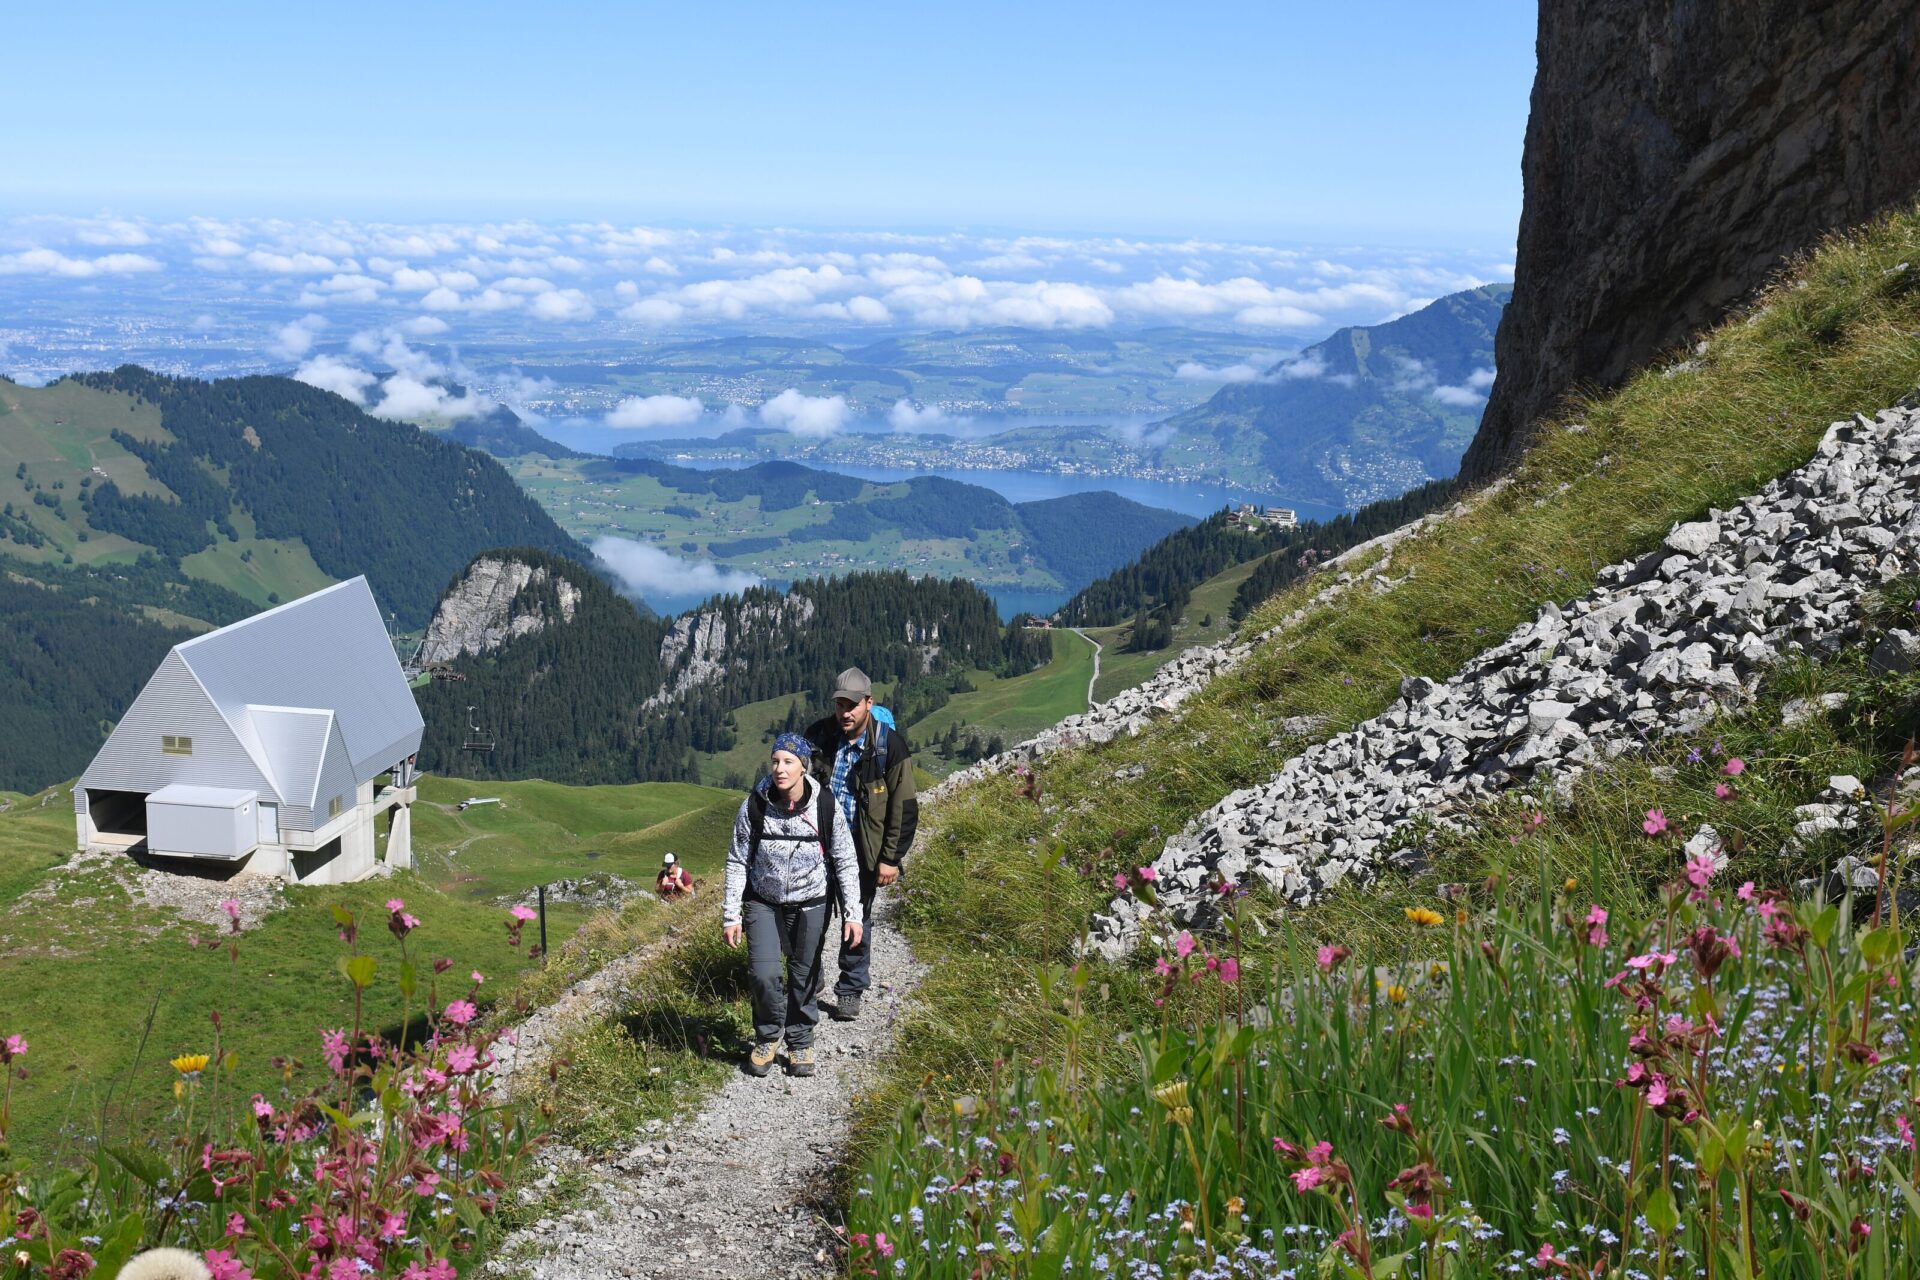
[5,1,1537,242]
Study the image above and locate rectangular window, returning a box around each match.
[161,735,193,756]
[329,795,343,819]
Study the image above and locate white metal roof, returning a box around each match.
[175,577,424,785]
[148,784,258,808]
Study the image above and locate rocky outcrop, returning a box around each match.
[1462,0,1920,480]
[643,594,817,713]
[421,557,582,665]
[1090,403,1920,957]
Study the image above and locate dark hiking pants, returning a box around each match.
[744,896,828,1048]
[833,866,880,999]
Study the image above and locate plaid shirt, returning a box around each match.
[829,733,864,834]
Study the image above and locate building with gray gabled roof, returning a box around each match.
[75,576,423,884]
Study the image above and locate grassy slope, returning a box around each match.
[0,380,333,615]
[0,773,726,1157]
[849,204,1920,1156]
[1083,547,1266,702]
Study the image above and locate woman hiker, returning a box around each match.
[722,732,862,1077]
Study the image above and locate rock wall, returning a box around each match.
[642,594,817,713]
[420,557,581,665]
[1091,402,1920,957]
[1462,0,1920,480]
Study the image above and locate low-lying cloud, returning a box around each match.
[1174,360,1265,383]
[887,400,968,432]
[607,393,705,429]
[760,388,850,437]
[592,536,761,607]
[1430,365,1497,407]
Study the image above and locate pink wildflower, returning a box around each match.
[1584,905,1608,948]
[320,1029,350,1074]
[1714,781,1735,800]
[250,1095,272,1119]
[1307,1140,1333,1165]
[1626,951,1677,971]
[1642,808,1669,836]
[1292,1166,1328,1192]
[1723,757,1746,776]
[386,898,405,912]
[220,898,240,926]
[1137,866,1159,883]
[1,1034,25,1061]
[447,1044,479,1074]
[1534,1243,1560,1268]
[443,999,477,1027]
[510,904,537,922]
[1316,944,1349,973]
[875,1233,894,1258]
[1113,872,1129,890]
[1899,1115,1916,1152]
[1647,1073,1670,1108]
[203,1250,253,1280]
[1154,956,1175,977]
[1406,1202,1434,1220]
[1685,854,1717,889]
[1737,881,1755,901]
[225,1211,245,1236]
[1218,957,1241,985]
[402,1261,457,1280]
[378,1211,407,1241]
[412,1170,441,1198]
[1174,931,1196,958]
[471,970,486,985]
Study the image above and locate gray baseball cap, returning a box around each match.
[832,666,872,702]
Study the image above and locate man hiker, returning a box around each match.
[806,666,918,1021]
[656,851,694,901]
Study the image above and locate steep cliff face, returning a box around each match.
[420,556,583,665]
[1462,0,1920,479]
[643,594,819,712]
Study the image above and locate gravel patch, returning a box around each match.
[491,892,924,1279]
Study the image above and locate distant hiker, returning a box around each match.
[722,732,861,1078]
[656,852,694,901]
[806,666,919,1022]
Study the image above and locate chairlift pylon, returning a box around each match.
[462,704,497,754]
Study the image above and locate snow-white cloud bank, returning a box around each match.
[592,536,761,607]
[760,388,850,437]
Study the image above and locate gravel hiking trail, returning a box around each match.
[490,893,924,1279]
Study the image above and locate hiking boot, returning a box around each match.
[831,993,862,1022]
[745,1041,778,1077]
[787,1045,816,1077]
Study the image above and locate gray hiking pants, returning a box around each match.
[744,896,829,1048]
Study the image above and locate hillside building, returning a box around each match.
[75,577,423,884]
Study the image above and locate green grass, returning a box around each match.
[844,201,1920,1205]
[908,632,1094,769]
[178,506,334,610]
[1085,549,1263,702]
[0,772,739,1159]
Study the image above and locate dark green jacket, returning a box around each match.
[805,713,918,876]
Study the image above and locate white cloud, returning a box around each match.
[244,249,338,274]
[372,375,488,420]
[845,295,892,323]
[622,298,685,325]
[297,273,385,304]
[0,248,162,277]
[1430,365,1496,407]
[642,255,679,276]
[607,394,705,429]
[529,288,594,321]
[1175,361,1264,383]
[720,403,750,427]
[196,236,247,258]
[391,266,441,291]
[882,277,1113,329]
[1273,352,1329,380]
[73,219,151,246]
[399,315,449,336]
[888,400,968,432]
[271,313,328,359]
[760,388,850,437]
[614,280,640,300]
[591,536,761,605]
[292,354,377,405]
[420,286,463,311]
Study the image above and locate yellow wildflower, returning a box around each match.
[1386,985,1409,1004]
[170,1053,211,1077]
[1404,907,1444,927]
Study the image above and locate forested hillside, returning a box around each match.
[72,367,591,626]
[415,555,1049,785]
[0,577,194,790]
[1060,477,1459,627]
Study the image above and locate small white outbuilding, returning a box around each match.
[75,576,424,884]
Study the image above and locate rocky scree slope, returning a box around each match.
[1464,0,1920,479]
[1089,402,1920,956]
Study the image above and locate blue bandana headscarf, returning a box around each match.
[771,731,814,760]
